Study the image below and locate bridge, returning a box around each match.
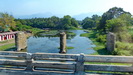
[0,51,132,75]
[0,32,132,74]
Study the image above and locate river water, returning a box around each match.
[26,30,96,54]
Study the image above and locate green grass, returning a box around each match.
[0,43,16,51]
[80,30,111,55]
[28,28,43,34]
[67,32,76,36]
[0,40,8,43]
[66,46,74,50]
[58,46,74,50]
[80,33,90,37]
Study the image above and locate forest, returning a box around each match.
[15,15,79,30]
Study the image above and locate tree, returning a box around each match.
[82,19,94,29]
[106,14,132,33]
[82,15,101,29]
[15,15,79,30]
[97,7,131,33]
[0,12,16,32]
[71,18,79,28]
[106,14,132,42]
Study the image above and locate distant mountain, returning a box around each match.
[15,12,103,20]
[15,12,64,19]
[73,12,103,20]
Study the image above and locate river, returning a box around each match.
[26,30,96,54]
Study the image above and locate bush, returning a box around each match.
[96,34,106,43]
[115,41,133,50]
[116,32,132,43]
[112,48,131,56]
[113,41,133,55]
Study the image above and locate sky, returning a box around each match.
[0,0,133,19]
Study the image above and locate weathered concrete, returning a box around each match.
[0,51,133,74]
[59,32,66,53]
[75,53,85,75]
[25,53,34,71]
[85,64,133,72]
[15,32,27,51]
[106,32,115,52]
[84,55,133,63]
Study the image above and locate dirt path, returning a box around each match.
[0,39,15,46]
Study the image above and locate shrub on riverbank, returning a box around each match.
[112,41,133,56]
[80,31,111,55]
[81,30,133,56]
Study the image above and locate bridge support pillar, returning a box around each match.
[106,32,115,52]
[15,32,27,51]
[59,32,66,53]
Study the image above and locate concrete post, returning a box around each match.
[25,53,34,71]
[106,32,115,52]
[75,53,85,75]
[15,32,27,51]
[59,32,66,53]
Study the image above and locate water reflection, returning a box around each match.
[34,30,76,39]
[24,30,96,54]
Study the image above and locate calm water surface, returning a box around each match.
[26,30,96,54]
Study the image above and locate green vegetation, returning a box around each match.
[82,15,101,29]
[66,31,76,36]
[0,12,16,32]
[81,7,133,56]
[80,31,111,55]
[16,24,43,34]
[112,41,133,56]
[38,30,59,35]
[0,43,15,51]
[58,46,74,50]
[66,46,74,50]
[15,15,79,30]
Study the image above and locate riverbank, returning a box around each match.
[81,30,133,74]
[0,39,15,51]
[80,30,111,55]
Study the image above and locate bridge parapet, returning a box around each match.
[0,51,133,74]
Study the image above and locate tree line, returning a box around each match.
[15,15,79,30]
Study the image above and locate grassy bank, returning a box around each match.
[0,43,15,51]
[81,31,132,74]
[80,30,111,55]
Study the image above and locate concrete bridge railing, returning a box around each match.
[0,51,133,74]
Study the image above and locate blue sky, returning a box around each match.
[0,0,133,18]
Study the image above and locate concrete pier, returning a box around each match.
[59,32,66,53]
[106,32,115,52]
[15,32,27,51]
